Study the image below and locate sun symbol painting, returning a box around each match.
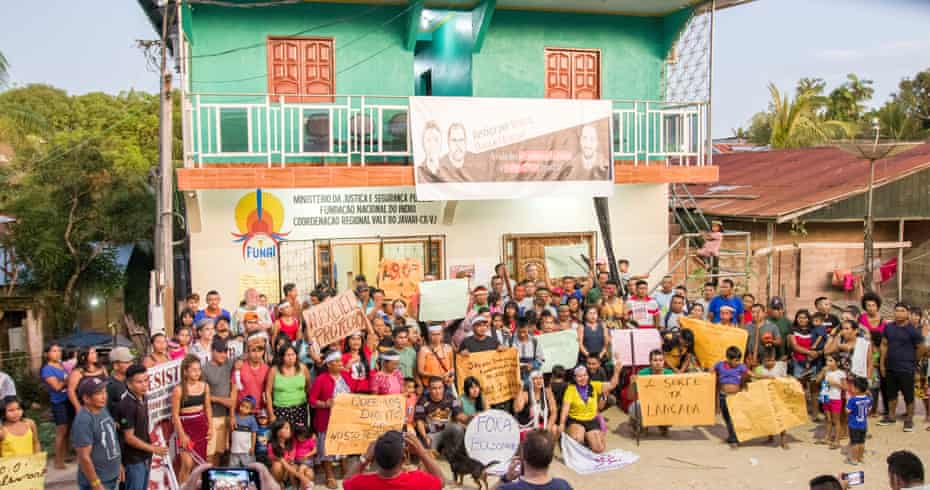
[231,189,289,264]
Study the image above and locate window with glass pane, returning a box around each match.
[220,108,249,153]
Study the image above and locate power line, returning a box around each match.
[186,0,303,7]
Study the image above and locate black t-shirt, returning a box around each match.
[460,335,500,353]
[550,381,567,414]
[883,322,924,373]
[499,478,574,490]
[821,313,842,334]
[116,391,151,465]
[106,376,127,418]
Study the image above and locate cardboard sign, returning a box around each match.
[0,452,47,490]
[303,290,371,346]
[560,433,639,475]
[377,258,422,304]
[538,330,580,373]
[679,317,748,369]
[418,278,469,322]
[464,410,520,476]
[325,394,406,456]
[456,349,521,405]
[636,372,716,427]
[611,329,663,367]
[544,244,589,278]
[728,378,808,441]
[611,330,634,367]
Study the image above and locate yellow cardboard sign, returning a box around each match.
[456,349,521,405]
[636,372,716,427]
[0,452,47,490]
[727,378,808,441]
[324,394,406,456]
[680,317,748,369]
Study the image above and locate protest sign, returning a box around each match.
[538,330,580,373]
[304,290,371,346]
[560,433,639,475]
[728,378,808,441]
[418,278,469,322]
[325,394,406,456]
[679,317,748,368]
[147,425,179,490]
[0,452,47,490]
[456,349,521,405]
[464,410,520,476]
[544,244,589,278]
[450,264,476,279]
[611,329,663,367]
[377,258,422,305]
[636,372,716,427]
[146,359,182,490]
[611,330,634,367]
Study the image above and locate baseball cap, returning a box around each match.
[374,430,405,469]
[769,296,785,310]
[108,346,134,363]
[77,376,107,399]
[243,312,259,322]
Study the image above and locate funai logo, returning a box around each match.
[231,189,289,264]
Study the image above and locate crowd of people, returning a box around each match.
[30,259,929,490]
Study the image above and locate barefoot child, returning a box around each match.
[293,424,317,483]
[0,396,40,456]
[714,346,749,449]
[403,377,417,432]
[816,353,846,449]
[846,376,871,466]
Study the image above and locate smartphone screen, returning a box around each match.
[842,471,865,486]
[201,468,261,490]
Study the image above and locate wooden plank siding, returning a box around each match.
[801,166,930,221]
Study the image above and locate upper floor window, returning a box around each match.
[544,48,601,99]
[267,37,334,102]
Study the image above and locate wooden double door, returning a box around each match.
[503,232,596,281]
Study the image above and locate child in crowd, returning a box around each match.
[0,396,39,456]
[229,396,259,466]
[816,353,847,449]
[293,424,317,481]
[254,411,271,466]
[403,377,418,432]
[267,419,312,490]
[751,347,790,448]
[846,376,872,466]
[714,346,749,448]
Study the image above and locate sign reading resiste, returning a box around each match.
[304,290,372,346]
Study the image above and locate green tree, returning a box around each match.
[873,101,921,141]
[826,73,874,122]
[767,83,855,149]
[796,77,828,114]
[895,68,930,131]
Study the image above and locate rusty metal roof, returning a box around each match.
[687,141,930,221]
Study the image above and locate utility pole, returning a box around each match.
[862,118,880,289]
[156,1,175,335]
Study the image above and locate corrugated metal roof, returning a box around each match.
[687,141,930,221]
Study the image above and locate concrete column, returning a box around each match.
[24,308,43,373]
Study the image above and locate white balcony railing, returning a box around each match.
[183,93,708,168]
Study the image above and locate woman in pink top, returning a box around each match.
[858,292,886,334]
[309,351,355,489]
[369,350,404,395]
[170,326,192,360]
[236,335,270,412]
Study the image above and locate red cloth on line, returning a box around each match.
[880,257,898,284]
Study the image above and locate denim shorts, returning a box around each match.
[51,401,75,426]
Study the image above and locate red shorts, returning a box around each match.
[823,399,843,414]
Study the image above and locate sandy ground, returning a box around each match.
[47,404,930,490]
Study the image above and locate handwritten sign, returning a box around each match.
[538,330,580,373]
[464,410,520,476]
[611,329,663,367]
[544,244,588,278]
[728,378,808,441]
[0,452,47,490]
[636,372,716,427]
[303,290,371,347]
[325,394,406,456]
[611,330,634,367]
[679,317,748,369]
[456,349,521,405]
[377,258,422,305]
[418,278,469,322]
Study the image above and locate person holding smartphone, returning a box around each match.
[496,429,572,490]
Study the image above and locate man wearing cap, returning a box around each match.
[118,364,167,490]
[343,430,443,490]
[72,377,122,490]
[744,304,783,368]
[766,297,792,357]
[106,346,134,418]
[459,315,506,355]
[707,279,744,325]
[236,333,271,413]
[233,288,272,338]
[204,337,237,465]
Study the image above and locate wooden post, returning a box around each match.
[898,220,904,302]
[766,222,775,301]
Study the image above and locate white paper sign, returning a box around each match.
[418,278,469,322]
[464,410,521,476]
[560,432,639,475]
[544,244,589,278]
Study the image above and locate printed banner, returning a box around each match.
[728,378,808,441]
[410,96,614,200]
[611,329,663,367]
[544,244,589,278]
[418,278,469,322]
[0,452,46,490]
[679,317,748,369]
[147,424,179,490]
[560,433,639,475]
[456,349,521,405]
[464,410,520,476]
[377,258,422,305]
[636,372,716,427]
[325,394,406,456]
[538,330,580,373]
[146,360,182,490]
[303,290,371,346]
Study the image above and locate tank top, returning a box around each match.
[181,391,206,409]
[792,332,813,362]
[273,369,307,407]
[419,344,453,386]
[582,323,605,356]
[169,346,188,360]
[278,318,300,342]
[238,362,269,410]
[0,425,33,457]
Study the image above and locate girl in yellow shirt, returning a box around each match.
[558,354,621,454]
[0,396,40,457]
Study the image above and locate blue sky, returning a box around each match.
[1,0,928,138]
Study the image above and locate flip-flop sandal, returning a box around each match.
[326,478,338,489]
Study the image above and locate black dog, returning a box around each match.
[442,441,498,490]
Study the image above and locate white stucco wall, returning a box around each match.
[187,184,668,304]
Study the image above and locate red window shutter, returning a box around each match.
[571,51,600,99]
[544,50,572,99]
[301,39,334,103]
[268,39,301,98]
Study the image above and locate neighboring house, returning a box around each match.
[677,142,930,309]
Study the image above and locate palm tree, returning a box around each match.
[768,83,856,149]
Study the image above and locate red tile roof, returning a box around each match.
[688,141,930,220]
